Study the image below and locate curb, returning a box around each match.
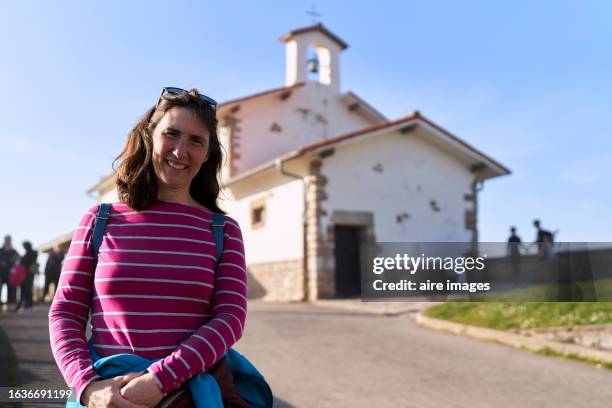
[415,311,612,364]
[311,300,437,316]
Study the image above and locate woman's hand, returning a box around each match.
[120,372,164,407]
[81,372,149,408]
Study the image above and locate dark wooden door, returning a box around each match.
[334,225,362,297]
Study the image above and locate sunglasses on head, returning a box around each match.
[158,86,218,112]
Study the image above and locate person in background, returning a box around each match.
[0,235,19,307]
[533,219,554,258]
[507,226,523,285]
[43,243,65,302]
[17,240,38,312]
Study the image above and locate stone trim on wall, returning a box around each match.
[249,197,267,230]
[465,178,483,254]
[221,113,243,177]
[305,159,331,300]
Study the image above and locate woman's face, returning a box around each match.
[151,107,210,195]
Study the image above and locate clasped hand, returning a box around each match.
[82,372,164,408]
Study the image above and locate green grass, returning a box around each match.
[533,347,612,370]
[425,302,612,330]
[454,278,612,302]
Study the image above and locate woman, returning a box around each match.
[49,88,248,407]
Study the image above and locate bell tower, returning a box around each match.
[279,23,348,94]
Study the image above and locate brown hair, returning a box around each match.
[113,89,224,212]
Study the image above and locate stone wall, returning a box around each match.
[247,258,304,301]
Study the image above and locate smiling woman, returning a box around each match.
[48,88,257,408]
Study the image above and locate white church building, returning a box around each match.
[52,24,510,301]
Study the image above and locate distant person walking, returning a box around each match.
[0,235,19,307]
[43,244,64,302]
[17,241,38,312]
[507,226,523,284]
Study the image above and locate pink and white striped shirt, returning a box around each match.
[48,201,247,402]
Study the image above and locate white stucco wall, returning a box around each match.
[221,82,376,177]
[220,178,304,264]
[320,129,475,242]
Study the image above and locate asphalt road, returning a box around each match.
[235,302,612,408]
[0,304,66,408]
[2,302,611,408]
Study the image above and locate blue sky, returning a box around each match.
[1,0,610,262]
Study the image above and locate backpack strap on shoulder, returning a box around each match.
[212,212,225,263]
[92,203,111,267]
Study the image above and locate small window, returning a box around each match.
[250,202,266,229]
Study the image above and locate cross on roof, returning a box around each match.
[306,3,322,24]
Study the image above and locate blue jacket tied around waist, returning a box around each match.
[66,341,272,408]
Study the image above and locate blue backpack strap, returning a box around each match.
[212,212,225,263]
[212,213,271,405]
[92,203,111,267]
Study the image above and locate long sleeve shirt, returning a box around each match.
[48,201,247,403]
